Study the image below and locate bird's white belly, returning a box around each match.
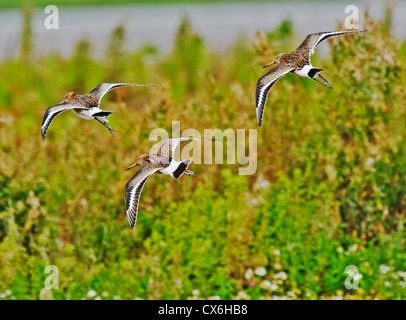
[72,109,94,120]
[294,65,313,78]
[159,160,179,175]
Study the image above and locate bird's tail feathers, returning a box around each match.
[171,160,192,179]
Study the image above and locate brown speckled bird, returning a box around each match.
[124,137,215,229]
[256,30,364,126]
[41,82,152,140]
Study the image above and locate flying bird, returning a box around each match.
[256,30,364,126]
[41,82,152,140]
[124,137,216,229]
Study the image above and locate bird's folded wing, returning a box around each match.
[125,165,160,229]
[255,64,293,127]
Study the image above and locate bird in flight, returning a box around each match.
[41,82,152,140]
[255,30,364,126]
[124,137,216,229]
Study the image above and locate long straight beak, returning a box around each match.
[262,60,277,68]
[125,162,139,171]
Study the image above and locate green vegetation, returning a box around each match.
[1,8,406,300]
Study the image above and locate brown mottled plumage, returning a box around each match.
[256,30,364,126]
[124,137,217,228]
[41,82,152,140]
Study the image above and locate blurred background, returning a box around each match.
[1,0,406,300]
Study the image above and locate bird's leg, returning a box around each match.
[184,170,195,176]
[312,77,326,86]
[317,74,333,88]
[95,118,114,135]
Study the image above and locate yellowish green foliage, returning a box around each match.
[0,11,406,300]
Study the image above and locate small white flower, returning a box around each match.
[209,295,221,300]
[274,263,282,270]
[379,265,390,274]
[192,289,200,296]
[365,157,374,167]
[270,283,279,291]
[244,268,253,279]
[262,280,272,288]
[274,272,287,280]
[253,175,270,191]
[87,290,97,298]
[255,267,267,277]
[398,272,406,279]
[384,281,391,287]
[399,281,406,288]
[238,291,248,299]
[336,247,343,253]
[95,296,102,300]
[273,249,280,256]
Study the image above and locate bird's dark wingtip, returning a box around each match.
[256,109,263,127]
[257,117,262,127]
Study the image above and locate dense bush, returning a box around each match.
[0,9,405,299]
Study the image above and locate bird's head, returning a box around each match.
[263,53,286,68]
[125,154,149,170]
[63,92,76,103]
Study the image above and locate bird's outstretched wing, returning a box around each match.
[41,103,88,140]
[89,82,154,104]
[255,64,293,127]
[295,30,364,59]
[125,165,160,229]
